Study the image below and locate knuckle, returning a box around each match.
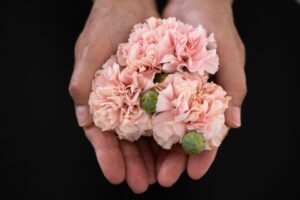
[74,33,88,59]
[68,78,84,103]
[237,39,246,61]
[239,40,246,56]
[227,36,246,68]
[237,39,245,53]
[237,82,247,98]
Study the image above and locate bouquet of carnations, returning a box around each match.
[88,17,231,154]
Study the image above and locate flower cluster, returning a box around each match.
[89,17,230,152]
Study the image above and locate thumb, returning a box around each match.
[68,4,115,127]
[216,37,247,128]
[69,33,113,127]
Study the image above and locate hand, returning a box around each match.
[69,0,159,193]
[157,0,247,184]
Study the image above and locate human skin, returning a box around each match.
[69,0,247,193]
[158,0,247,185]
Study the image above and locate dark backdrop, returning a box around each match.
[1,0,300,199]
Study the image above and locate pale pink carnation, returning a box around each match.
[152,111,186,149]
[152,72,230,149]
[185,82,231,149]
[89,56,152,141]
[117,17,219,76]
[89,17,230,150]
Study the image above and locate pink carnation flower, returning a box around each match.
[185,82,231,149]
[89,56,152,141]
[89,17,230,151]
[152,72,230,149]
[117,17,219,76]
[152,111,186,149]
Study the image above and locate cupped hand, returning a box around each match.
[69,0,247,192]
[156,0,247,185]
[69,0,159,193]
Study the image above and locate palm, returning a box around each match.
[159,0,246,182]
[155,1,229,184]
[70,0,246,194]
[69,0,159,193]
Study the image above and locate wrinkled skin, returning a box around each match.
[69,0,247,193]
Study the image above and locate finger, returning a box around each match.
[187,126,228,179]
[137,137,156,184]
[69,0,158,113]
[157,145,187,187]
[214,26,247,128]
[120,140,148,194]
[68,5,115,128]
[164,8,247,128]
[156,148,168,175]
[85,126,125,184]
[187,148,218,180]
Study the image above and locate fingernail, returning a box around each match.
[230,107,241,127]
[75,106,90,127]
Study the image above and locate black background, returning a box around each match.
[1,0,300,199]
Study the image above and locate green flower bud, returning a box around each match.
[140,90,158,113]
[181,131,205,155]
[154,72,168,83]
